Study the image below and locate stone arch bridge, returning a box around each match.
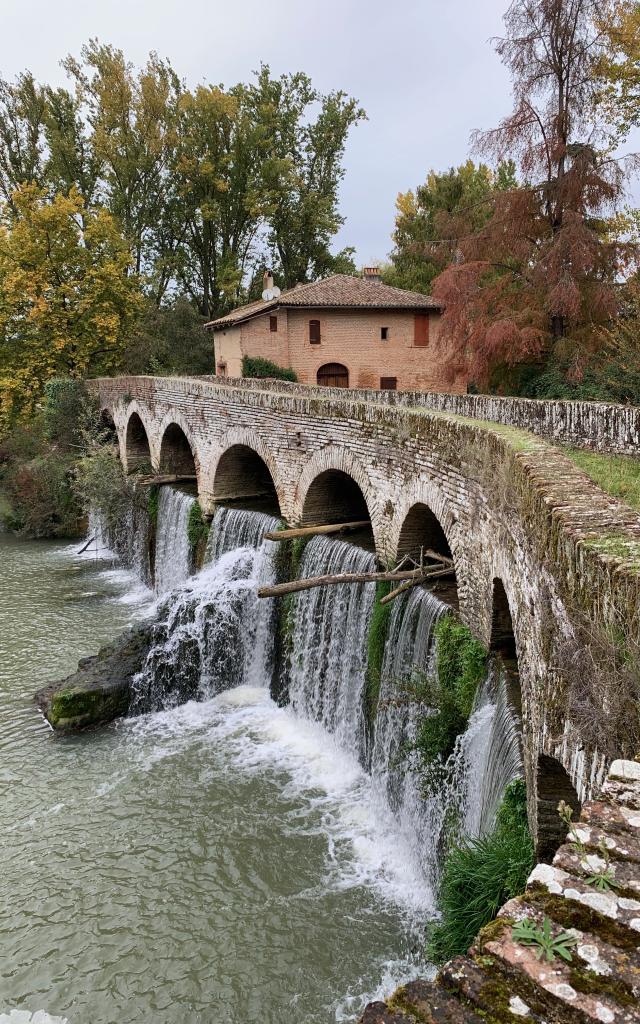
[95,375,640,848]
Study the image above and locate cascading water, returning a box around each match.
[131,506,280,713]
[88,490,151,583]
[154,486,196,593]
[286,536,377,762]
[461,662,523,837]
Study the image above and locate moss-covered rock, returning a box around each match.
[35,623,154,731]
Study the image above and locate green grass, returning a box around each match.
[427,779,534,964]
[563,448,640,512]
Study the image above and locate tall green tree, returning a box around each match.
[62,41,182,290]
[251,66,365,287]
[0,72,47,212]
[385,160,517,294]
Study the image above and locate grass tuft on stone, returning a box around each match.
[427,779,534,964]
[563,448,640,512]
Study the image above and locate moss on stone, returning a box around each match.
[527,888,640,950]
[567,965,637,1006]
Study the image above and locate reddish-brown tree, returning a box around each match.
[432,0,636,386]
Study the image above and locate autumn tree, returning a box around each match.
[431,0,635,386]
[596,1,640,142]
[0,184,141,429]
[385,160,517,294]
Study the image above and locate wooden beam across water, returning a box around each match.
[257,564,454,599]
[263,520,370,541]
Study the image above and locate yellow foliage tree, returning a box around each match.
[0,184,141,430]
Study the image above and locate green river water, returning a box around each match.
[0,531,429,1024]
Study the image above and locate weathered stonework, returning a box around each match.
[361,759,640,1024]
[94,374,640,835]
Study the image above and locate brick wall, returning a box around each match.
[212,307,466,393]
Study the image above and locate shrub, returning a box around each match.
[242,356,297,382]
[43,379,91,449]
[187,500,209,549]
[415,617,487,764]
[3,453,81,537]
[427,779,534,963]
[73,440,140,532]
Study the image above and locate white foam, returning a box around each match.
[0,1012,69,1024]
[126,686,436,920]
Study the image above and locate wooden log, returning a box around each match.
[259,567,427,599]
[77,535,96,555]
[134,474,197,486]
[379,568,455,606]
[263,520,370,541]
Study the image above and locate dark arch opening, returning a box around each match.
[301,469,373,544]
[396,502,456,602]
[125,412,152,473]
[159,423,197,478]
[396,502,452,562]
[536,753,582,862]
[214,445,280,516]
[317,363,349,388]
[490,579,517,662]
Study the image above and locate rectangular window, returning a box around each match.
[414,313,429,347]
[381,326,389,340]
[380,376,397,390]
[269,316,278,332]
[309,319,321,344]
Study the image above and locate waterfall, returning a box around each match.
[88,494,151,583]
[461,662,523,837]
[287,536,377,763]
[205,506,280,562]
[154,486,196,593]
[131,507,280,713]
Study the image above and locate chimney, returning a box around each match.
[362,265,381,283]
[262,269,274,296]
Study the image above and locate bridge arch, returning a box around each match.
[294,445,378,544]
[158,416,199,484]
[208,429,286,517]
[213,444,281,515]
[490,578,517,662]
[124,410,152,474]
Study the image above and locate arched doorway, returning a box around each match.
[536,753,581,862]
[317,363,349,388]
[125,412,152,473]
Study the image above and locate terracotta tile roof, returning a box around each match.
[205,274,440,329]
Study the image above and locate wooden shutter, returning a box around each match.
[269,316,278,332]
[309,319,321,344]
[414,313,429,347]
[380,377,397,390]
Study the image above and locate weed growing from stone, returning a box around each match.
[511,916,578,963]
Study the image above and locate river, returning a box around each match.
[0,530,430,1024]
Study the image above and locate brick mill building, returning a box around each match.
[206,269,466,392]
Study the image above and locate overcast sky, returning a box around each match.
[0,0,551,264]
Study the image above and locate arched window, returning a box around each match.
[317,363,349,388]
